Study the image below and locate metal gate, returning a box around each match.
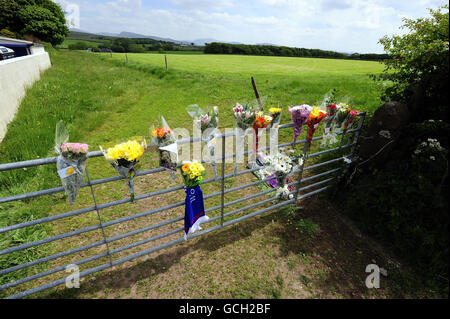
[0,112,365,299]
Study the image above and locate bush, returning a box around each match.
[339,120,448,278]
[340,5,449,291]
[377,5,449,122]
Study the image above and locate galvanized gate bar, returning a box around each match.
[4,181,334,299]
[0,112,366,298]
[0,151,353,258]
[0,143,355,236]
[0,171,338,289]
[0,162,343,287]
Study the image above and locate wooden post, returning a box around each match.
[165,55,168,70]
[125,53,128,63]
[251,76,263,111]
[109,50,112,58]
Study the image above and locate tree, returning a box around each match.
[0,0,68,45]
[377,5,449,122]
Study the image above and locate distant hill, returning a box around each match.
[69,29,243,46]
[92,31,191,45]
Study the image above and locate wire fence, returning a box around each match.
[0,112,366,299]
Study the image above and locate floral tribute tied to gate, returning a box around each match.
[326,103,352,146]
[186,104,219,180]
[54,121,89,205]
[261,151,296,200]
[151,114,178,181]
[233,102,256,174]
[180,161,209,240]
[288,104,313,145]
[252,111,273,164]
[101,139,146,202]
[320,103,339,148]
[307,106,328,145]
[343,109,359,134]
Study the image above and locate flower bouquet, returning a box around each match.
[261,152,295,200]
[233,102,256,174]
[187,104,219,179]
[268,107,282,129]
[151,115,178,180]
[101,139,145,202]
[252,111,272,158]
[320,103,340,148]
[54,122,89,205]
[328,103,351,145]
[267,107,282,154]
[288,104,313,145]
[306,106,328,144]
[180,161,209,240]
[343,109,359,133]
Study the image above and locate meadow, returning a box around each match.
[2,50,437,299]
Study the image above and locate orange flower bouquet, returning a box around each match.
[306,107,328,144]
[252,111,273,163]
[151,115,178,180]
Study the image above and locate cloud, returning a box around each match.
[321,0,353,11]
[58,0,446,53]
[105,0,142,13]
[170,0,234,11]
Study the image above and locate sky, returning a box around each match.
[55,0,448,53]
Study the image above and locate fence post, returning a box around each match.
[126,53,128,63]
[85,167,113,267]
[251,76,263,111]
[165,55,168,70]
[220,134,226,227]
[331,112,366,198]
[349,112,366,158]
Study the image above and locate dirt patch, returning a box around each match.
[35,194,436,299]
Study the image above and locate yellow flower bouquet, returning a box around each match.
[180,161,206,188]
[268,107,282,129]
[101,139,146,202]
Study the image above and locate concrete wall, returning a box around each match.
[0,51,51,142]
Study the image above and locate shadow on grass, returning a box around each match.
[41,196,438,299]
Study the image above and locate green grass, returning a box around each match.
[108,52,383,77]
[0,50,390,298]
[104,52,385,118]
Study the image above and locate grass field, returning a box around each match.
[1,50,441,299]
[110,52,384,77]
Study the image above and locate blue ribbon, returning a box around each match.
[184,186,206,236]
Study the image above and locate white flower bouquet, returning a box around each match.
[260,151,296,200]
[187,104,219,179]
